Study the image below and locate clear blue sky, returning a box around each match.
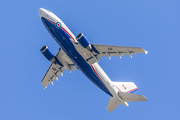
[0,0,179,119]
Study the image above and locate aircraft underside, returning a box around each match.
[41,17,112,96]
[39,8,147,113]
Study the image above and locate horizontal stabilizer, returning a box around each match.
[106,97,121,113]
[118,92,147,102]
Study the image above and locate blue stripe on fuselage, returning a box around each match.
[41,17,112,96]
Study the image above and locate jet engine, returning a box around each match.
[76,33,99,54]
[40,46,63,67]
[76,33,92,50]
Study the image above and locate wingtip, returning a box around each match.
[144,96,148,101]
[144,50,148,55]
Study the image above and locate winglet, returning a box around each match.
[144,50,148,55]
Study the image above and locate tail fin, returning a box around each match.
[106,82,147,112]
[113,82,138,93]
[118,92,148,102]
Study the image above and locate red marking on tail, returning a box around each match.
[122,84,126,89]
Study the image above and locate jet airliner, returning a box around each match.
[39,8,148,112]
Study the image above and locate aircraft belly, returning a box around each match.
[55,35,112,96]
[78,64,113,96]
[42,17,112,96]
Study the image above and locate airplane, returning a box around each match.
[38,8,148,113]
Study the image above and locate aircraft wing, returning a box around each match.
[41,48,77,88]
[92,44,148,59]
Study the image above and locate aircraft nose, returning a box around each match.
[38,8,46,17]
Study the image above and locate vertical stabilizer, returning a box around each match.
[113,82,138,93]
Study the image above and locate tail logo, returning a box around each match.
[122,84,126,89]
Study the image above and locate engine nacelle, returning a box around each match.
[76,33,100,54]
[40,46,63,67]
[76,33,92,51]
[40,46,54,61]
